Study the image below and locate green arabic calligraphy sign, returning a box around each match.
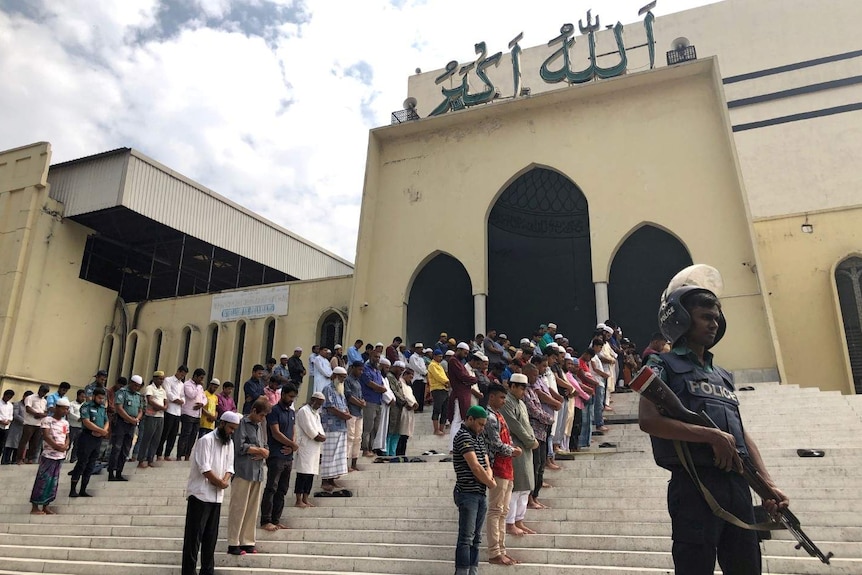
[429,6,656,117]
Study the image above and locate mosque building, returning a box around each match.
[0,0,860,401]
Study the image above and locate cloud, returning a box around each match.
[0,0,718,263]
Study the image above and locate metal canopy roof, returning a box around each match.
[47,148,354,282]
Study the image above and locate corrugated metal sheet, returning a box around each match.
[45,149,354,280]
[47,149,129,217]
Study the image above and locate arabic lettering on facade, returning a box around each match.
[427,6,656,118]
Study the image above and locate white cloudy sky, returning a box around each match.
[0,0,717,263]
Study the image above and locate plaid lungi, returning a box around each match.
[320,430,348,479]
[30,456,63,505]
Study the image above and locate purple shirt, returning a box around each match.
[216,393,237,418]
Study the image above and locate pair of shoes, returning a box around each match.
[241,546,258,554]
[109,474,129,482]
[227,546,246,556]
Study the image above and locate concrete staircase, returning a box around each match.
[1,381,861,574]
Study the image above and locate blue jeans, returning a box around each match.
[454,490,487,575]
[579,395,594,448]
[593,384,605,427]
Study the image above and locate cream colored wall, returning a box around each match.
[405,0,862,220]
[350,59,776,373]
[127,275,353,406]
[0,143,118,399]
[753,208,862,394]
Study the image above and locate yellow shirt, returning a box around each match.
[200,390,219,430]
[427,361,450,391]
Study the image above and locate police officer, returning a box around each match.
[69,387,110,497]
[638,276,788,575]
[108,375,144,481]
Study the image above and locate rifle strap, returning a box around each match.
[673,441,783,532]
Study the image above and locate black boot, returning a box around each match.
[78,478,92,497]
[108,471,117,481]
[69,480,79,498]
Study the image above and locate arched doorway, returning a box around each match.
[608,224,692,352]
[836,256,862,394]
[319,311,345,350]
[488,168,593,345]
[407,253,473,346]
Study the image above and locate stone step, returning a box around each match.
[0,543,857,575]
[5,514,857,543]
[6,529,859,557]
[2,504,857,526]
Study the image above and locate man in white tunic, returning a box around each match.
[313,348,334,395]
[293,392,326,508]
[373,358,394,454]
[182,411,238,575]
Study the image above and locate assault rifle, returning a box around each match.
[630,366,833,565]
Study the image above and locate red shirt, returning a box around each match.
[491,410,514,481]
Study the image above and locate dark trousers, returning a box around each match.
[431,389,449,424]
[532,438,548,499]
[669,468,761,575]
[70,432,102,485]
[410,380,426,413]
[260,458,292,525]
[69,427,82,462]
[294,472,314,495]
[157,412,181,457]
[177,415,200,459]
[108,420,135,475]
[396,435,408,456]
[17,424,41,462]
[182,495,221,575]
[0,429,6,463]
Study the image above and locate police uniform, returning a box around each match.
[108,387,143,479]
[69,399,108,495]
[647,347,761,575]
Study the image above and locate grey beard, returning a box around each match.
[334,381,345,395]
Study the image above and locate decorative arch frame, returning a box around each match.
[149,328,165,374]
[262,316,278,363]
[605,221,692,281]
[204,323,220,383]
[404,250,475,302]
[100,333,121,383]
[317,308,347,350]
[830,252,862,395]
[123,329,146,378]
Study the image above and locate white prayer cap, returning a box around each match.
[602,325,614,334]
[498,334,507,340]
[379,358,391,366]
[130,375,144,385]
[548,323,557,329]
[294,346,303,352]
[520,338,530,345]
[332,366,347,375]
[445,350,455,356]
[473,353,488,362]
[280,354,289,359]
[555,334,564,340]
[510,373,528,384]
[55,397,71,407]
[209,378,221,385]
[456,342,470,351]
[414,342,424,348]
[220,411,242,424]
[549,343,560,350]
[393,361,406,368]
[375,342,384,348]
[311,392,326,400]
[423,348,433,354]
[596,323,608,330]
[564,353,573,360]
[334,344,343,350]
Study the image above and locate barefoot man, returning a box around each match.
[501,373,539,536]
[30,396,71,515]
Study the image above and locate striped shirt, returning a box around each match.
[453,425,489,494]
